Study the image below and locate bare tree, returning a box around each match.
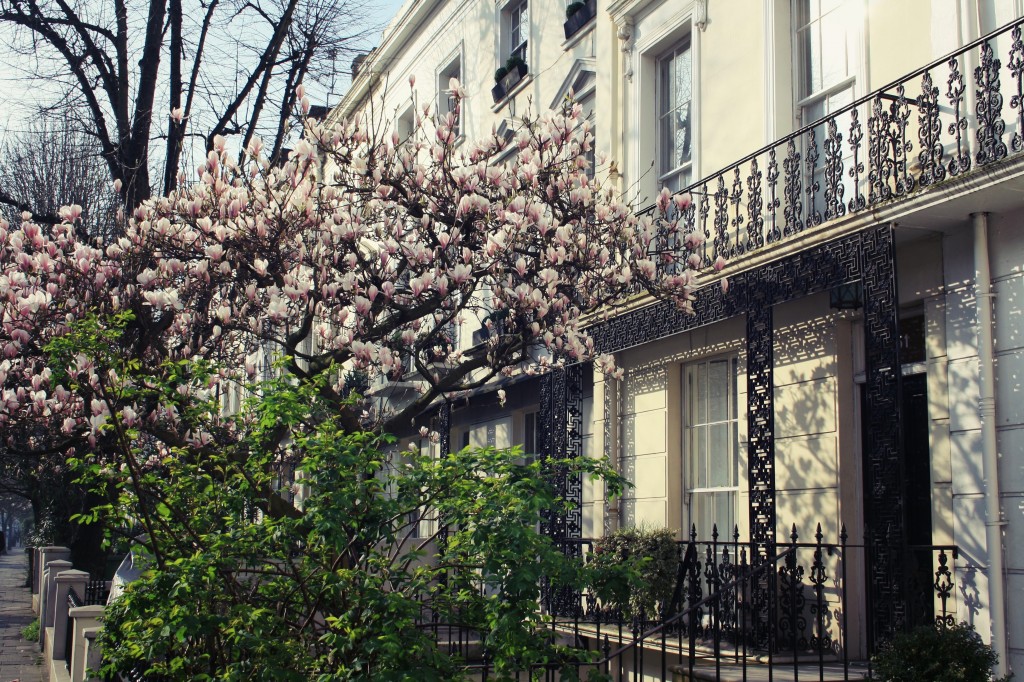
[0,0,374,219]
[0,117,118,237]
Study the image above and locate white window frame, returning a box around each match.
[682,356,740,539]
[792,0,862,127]
[628,6,700,207]
[792,0,864,222]
[505,0,529,63]
[437,47,464,140]
[657,37,694,193]
[395,101,416,143]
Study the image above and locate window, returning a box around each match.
[683,357,740,538]
[407,438,435,538]
[503,0,529,64]
[438,54,462,138]
[396,103,415,143]
[523,411,538,463]
[658,38,693,192]
[794,0,858,123]
[794,0,860,220]
[577,89,597,180]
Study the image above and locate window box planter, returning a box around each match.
[491,61,528,103]
[563,0,596,40]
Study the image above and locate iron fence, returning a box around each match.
[415,525,959,681]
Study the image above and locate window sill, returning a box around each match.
[490,72,533,113]
[561,21,595,51]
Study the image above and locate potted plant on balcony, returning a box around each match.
[491,55,529,103]
[563,0,596,40]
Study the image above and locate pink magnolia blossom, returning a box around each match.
[0,85,721,483]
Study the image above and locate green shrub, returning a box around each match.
[566,1,586,18]
[504,54,526,73]
[21,619,39,642]
[494,65,509,83]
[590,526,678,619]
[871,623,1003,682]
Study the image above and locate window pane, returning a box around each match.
[707,359,728,421]
[819,10,848,88]
[694,426,707,488]
[708,424,731,486]
[715,491,736,536]
[697,362,707,423]
[659,41,691,179]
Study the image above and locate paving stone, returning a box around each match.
[0,548,46,682]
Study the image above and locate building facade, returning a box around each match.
[331,0,1024,677]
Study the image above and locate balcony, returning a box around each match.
[653,19,1024,274]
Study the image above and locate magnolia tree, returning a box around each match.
[0,83,717,676]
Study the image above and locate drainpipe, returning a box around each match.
[971,212,1008,678]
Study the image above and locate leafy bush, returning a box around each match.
[21,619,39,642]
[566,2,586,18]
[589,526,678,619]
[504,54,526,73]
[494,66,509,83]
[871,623,1003,682]
[87,359,628,681]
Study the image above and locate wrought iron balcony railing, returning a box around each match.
[650,18,1024,271]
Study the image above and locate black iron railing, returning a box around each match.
[643,18,1024,273]
[417,524,959,681]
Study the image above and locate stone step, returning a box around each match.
[672,661,870,682]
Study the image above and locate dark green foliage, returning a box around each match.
[21,619,39,642]
[494,66,509,82]
[589,526,678,619]
[504,55,526,73]
[49,315,630,680]
[870,623,1002,682]
[566,2,585,18]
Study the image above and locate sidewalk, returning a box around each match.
[0,548,45,682]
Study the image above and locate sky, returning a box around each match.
[0,0,409,140]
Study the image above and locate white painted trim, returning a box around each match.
[549,58,598,110]
[972,212,1009,680]
[763,0,777,143]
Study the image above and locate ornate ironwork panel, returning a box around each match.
[746,157,766,251]
[746,293,775,549]
[714,174,731,261]
[975,41,1008,166]
[731,167,746,257]
[823,118,846,221]
[767,149,782,243]
[1010,26,1024,152]
[436,401,451,456]
[563,362,585,544]
[847,107,867,212]
[783,140,804,236]
[805,127,822,228]
[946,56,972,176]
[917,71,947,187]
[860,223,906,648]
[538,366,583,550]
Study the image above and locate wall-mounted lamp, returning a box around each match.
[829,281,863,310]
